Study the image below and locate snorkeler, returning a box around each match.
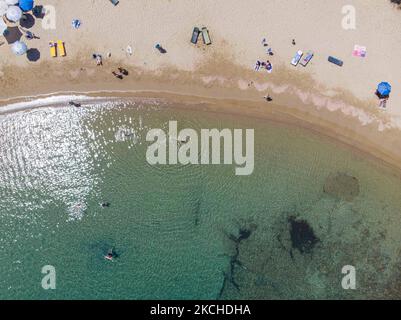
[100,202,110,208]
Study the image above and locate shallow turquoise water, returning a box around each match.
[1,98,401,299]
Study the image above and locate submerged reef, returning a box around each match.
[288,216,319,254]
[323,173,360,201]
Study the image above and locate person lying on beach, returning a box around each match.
[254,60,261,71]
[267,48,273,56]
[292,39,296,45]
[112,71,123,79]
[261,38,268,47]
[25,31,40,40]
[266,60,272,71]
[263,94,273,102]
[118,67,129,76]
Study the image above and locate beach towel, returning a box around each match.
[352,45,366,58]
[49,41,57,58]
[57,40,66,57]
[72,19,81,29]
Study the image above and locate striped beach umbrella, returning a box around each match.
[6,5,23,22]
[11,40,28,55]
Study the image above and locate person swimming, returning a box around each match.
[69,101,81,108]
[100,202,110,208]
[104,247,117,261]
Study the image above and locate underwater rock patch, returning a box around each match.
[323,173,360,201]
[288,216,319,254]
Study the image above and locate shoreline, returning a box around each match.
[2,88,401,180]
[0,0,400,180]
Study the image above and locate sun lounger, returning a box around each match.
[49,41,56,58]
[328,56,343,67]
[57,40,66,57]
[191,27,200,44]
[201,27,211,45]
[291,50,303,66]
[300,51,314,67]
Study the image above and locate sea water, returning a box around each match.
[0,98,401,299]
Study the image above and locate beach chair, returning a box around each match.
[57,40,66,57]
[300,51,314,67]
[49,41,57,58]
[201,27,212,45]
[328,56,343,67]
[291,50,303,66]
[191,27,200,44]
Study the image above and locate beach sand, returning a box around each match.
[0,0,401,169]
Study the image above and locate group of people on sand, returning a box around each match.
[91,52,129,79]
[112,67,129,80]
[255,38,274,73]
[255,60,273,72]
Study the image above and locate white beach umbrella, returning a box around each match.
[6,5,23,22]
[11,40,28,55]
[0,1,9,16]
[6,0,19,5]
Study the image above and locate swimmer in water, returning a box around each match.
[69,101,81,108]
[105,247,116,261]
[100,202,110,208]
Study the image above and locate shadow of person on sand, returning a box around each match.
[27,48,40,62]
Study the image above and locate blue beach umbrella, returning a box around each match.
[377,82,392,97]
[19,0,34,12]
[11,40,28,55]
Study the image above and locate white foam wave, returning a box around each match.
[0,95,98,114]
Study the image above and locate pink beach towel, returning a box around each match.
[352,45,367,58]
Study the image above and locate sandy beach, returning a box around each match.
[3,1,401,300]
[1,0,401,170]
